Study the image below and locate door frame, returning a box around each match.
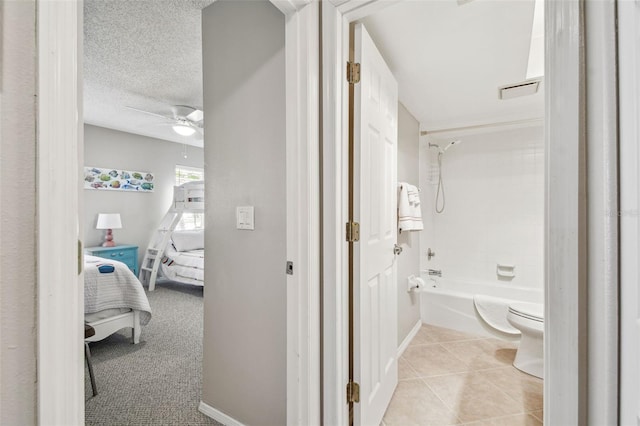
[36,1,322,424]
[618,0,640,423]
[321,0,620,424]
[583,1,619,423]
[321,5,405,424]
[37,0,84,423]
[275,1,322,425]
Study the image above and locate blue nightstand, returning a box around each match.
[84,245,138,275]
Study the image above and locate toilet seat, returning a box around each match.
[508,302,543,322]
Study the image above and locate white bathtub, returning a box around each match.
[419,276,544,340]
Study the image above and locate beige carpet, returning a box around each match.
[85,282,221,426]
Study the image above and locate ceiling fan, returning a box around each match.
[126,105,204,137]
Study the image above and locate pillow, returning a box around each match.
[171,229,205,252]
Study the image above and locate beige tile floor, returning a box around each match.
[383,324,543,426]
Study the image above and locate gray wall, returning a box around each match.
[201,2,286,425]
[83,125,203,262]
[0,1,38,423]
[397,103,422,346]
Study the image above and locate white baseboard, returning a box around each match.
[199,401,246,426]
[397,320,422,357]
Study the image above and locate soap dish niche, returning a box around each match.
[496,263,516,279]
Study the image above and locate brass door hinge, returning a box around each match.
[78,240,83,275]
[346,381,360,403]
[347,61,361,84]
[346,221,360,242]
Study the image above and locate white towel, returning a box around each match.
[473,295,520,335]
[398,182,423,233]
[407,184,420,205]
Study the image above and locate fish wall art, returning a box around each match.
[84,166,155,192]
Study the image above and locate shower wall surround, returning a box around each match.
[419,124,544,289]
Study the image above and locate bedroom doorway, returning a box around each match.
[35,0,319,424]
[81,2,209,423]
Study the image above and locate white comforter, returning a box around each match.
[84,255,152,325]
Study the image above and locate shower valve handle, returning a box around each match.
[427,248,436,260]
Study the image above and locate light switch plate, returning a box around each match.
[236,206,254,230]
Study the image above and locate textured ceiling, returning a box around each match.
[362,0,544,132]
[84,0,215,147]
[85,0,543,145]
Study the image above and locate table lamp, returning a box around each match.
[96,213,122,247]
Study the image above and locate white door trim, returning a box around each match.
[545,1,587,424]
[321,3,349,424]
[37,1,321,425]
[37,0,83,423]
[618,1,640,423]
[545,2,621,423]
[279,1,322,425]
[271,0,312,16]
[333,0,402,22]
[584,1,619,423]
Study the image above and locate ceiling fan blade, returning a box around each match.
[125,106,174,121]
[186,109,204,122]
[171,105,202,120]
[126,105,203,138]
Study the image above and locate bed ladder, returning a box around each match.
[139,209,183,291]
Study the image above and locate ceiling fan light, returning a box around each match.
[172,124,196,136]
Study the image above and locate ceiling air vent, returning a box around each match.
[499,80,540,100]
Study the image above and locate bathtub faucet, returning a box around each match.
[427,269,442,277]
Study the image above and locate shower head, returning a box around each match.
[443,140,462,152]
[430,140,462,154]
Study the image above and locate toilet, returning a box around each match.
[506,302,544,379]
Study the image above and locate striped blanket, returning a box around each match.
[160,246,204,286]
[84,255,152,325]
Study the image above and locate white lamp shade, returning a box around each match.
[96,213,122,230]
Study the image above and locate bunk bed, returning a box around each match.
[139,181,205,291]
[84,255,152,344]
[160,230,204,286]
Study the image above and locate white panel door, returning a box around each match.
[353,23,399,426]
